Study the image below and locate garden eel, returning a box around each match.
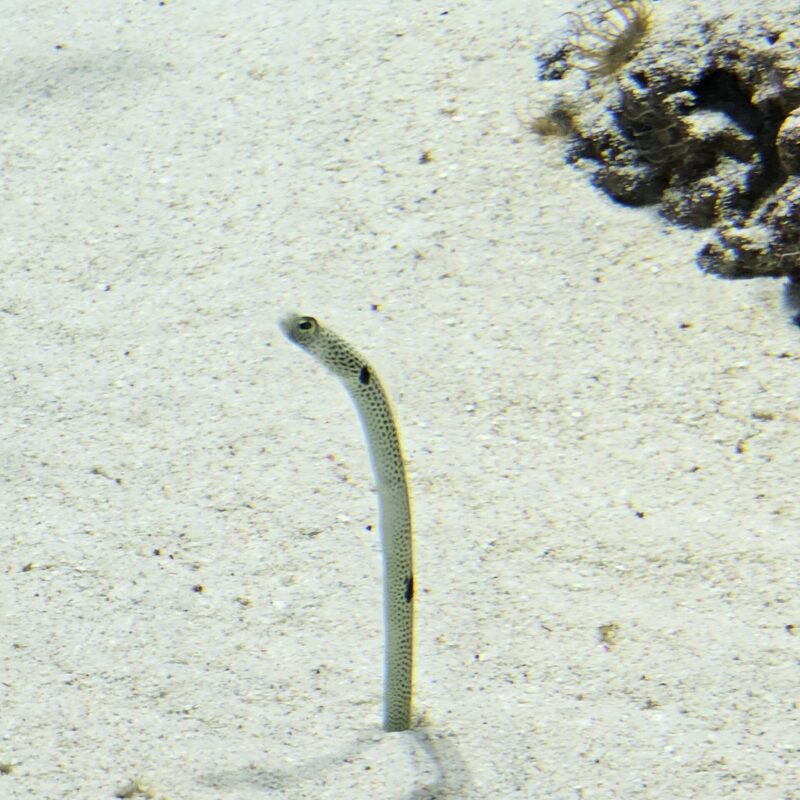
[280,314,414,732]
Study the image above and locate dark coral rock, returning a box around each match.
[534,0,800,278]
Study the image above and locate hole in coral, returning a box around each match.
[693,70,762,135]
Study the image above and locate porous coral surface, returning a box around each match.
[537,0,800,279]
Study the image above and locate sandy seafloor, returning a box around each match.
[2,1,798,798]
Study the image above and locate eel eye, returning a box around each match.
[297,316,317,333]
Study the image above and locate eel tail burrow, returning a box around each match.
[280,313,414,732]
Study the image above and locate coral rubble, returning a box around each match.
[536,0,800,279]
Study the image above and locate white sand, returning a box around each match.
[2,1,798,798]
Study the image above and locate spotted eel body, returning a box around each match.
[280,314,414,732]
